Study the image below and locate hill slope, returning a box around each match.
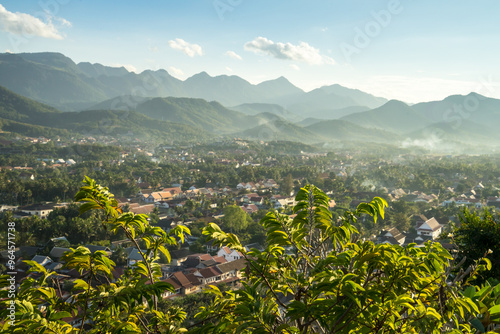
[237,120,325,144]
[136,97,251,133]
[0,85,60,122]
[230,103,301,121]
[0,85,210,142]
[0,53,108,110]
[406,119,500,147]
[135,97,284,134]
[285,84,387,119]
[305,119,399,143]
[412,93,500,127]
[340,100,431,134]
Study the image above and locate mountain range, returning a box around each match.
[1,52,500,152]
[0,52,386,113]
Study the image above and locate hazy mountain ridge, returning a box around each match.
[0,52,387,113]
[230,103,302,122]
[86,95,152,111]
[135,97,253,133]
[0,85,60,121]
[236,120,326,144]
[0,85,210,142]
[412,92,500,127]
[340,100,432,134]
[285,85,387,119]
[0,53,108,110]
[77,62,130,78]
[0,83,393,145]
[304,119,400,143]
[2,52,500,151]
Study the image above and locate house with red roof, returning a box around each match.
[194,266,222,285]
[162,271,202,298]
[240,204,259,214]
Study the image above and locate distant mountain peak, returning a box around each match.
[256,76,303,95]
[466,91,486,99]
[191,71,212,79]
[383,99,410,107]
[0,51,385,110]
[440,92,488,104]
[275,76,290,82]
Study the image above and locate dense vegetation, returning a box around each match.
[2,179,500,333]
[2,138,500,249]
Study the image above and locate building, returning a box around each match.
[217,246,244,262]
[416,217,443,240]
[17,204,55,218]
[215,258,246,284]
[377,227,405,246]
[162,271,199,296]
[205,239,219,253]
[194,266,222,285]
[170,248,192,267]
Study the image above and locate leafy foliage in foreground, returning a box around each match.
[0,176,190,333]
[1,180,500,333]
[195,185,500,333]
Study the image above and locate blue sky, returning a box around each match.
[0,0,499,103]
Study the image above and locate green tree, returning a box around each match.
[222,205,250,233]
[453,208,500,283]
[0,177,190,333]
[281,174,294,196]
[195,185,497,333]
[3,181,500,333]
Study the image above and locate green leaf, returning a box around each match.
[426,307,442,320]
[78,201,102,215]
[158,245,171,264]
[462,286,476,299]
[49,311,72,320]
[489,304,500,319]
[72,279,89,291]
[469,318,485,332]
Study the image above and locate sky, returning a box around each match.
[0,0,499,103]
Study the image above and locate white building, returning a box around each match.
[416,218,443,240]
[217,246,243,262]
[18,204,54,218]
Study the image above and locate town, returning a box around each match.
[2,136,500,327]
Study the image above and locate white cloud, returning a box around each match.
[0,4,68,40]
[225,50,242,60]
[244,36,334,65]
[168,66,184,78]
[168,38,203,57]
[290,64,300,71]
[149,46,159,53]
[225,66,233,72]
[5,49,12,53]
[55,17,72,27]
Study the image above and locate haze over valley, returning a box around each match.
[1,52,499,154]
